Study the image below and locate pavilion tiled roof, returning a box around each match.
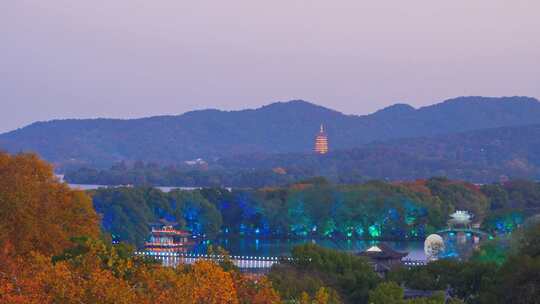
[357,243,408,260]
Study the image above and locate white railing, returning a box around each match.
[135,251,428,269]
[402,259,427,267]
[134,251,289,269]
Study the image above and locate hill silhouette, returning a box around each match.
[1,96,539,169]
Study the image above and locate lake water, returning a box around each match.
[189,238,427,260]
[58,175,204,192]
[68,183,202,192]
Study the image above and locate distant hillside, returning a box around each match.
[1,96,540,169]
[65,123,540,187]
[217,123,540,184]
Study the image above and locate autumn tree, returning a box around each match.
[313,287,342,304]
[0,153,99,257]
[233,274,281,304]
[187,260,239,304]
[0,243,138,304]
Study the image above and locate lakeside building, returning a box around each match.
[448,210,472,229]
[144,220,193,252]
[358,243,408,277]
[314,124,329,154]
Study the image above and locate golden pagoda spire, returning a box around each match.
[314,123,329,154]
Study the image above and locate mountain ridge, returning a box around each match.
[5,95,538,132]
[1,96,539,169]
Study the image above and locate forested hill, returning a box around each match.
[1,96,540,168]
[66,123,540,187]
[217,123,540,184]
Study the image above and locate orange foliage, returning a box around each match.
[397,179,432,196]
[188,260,239,304]
[134,260,240,304]
[233,273,281,304]
[0,252,138,304]
[290,183,313,191]
[0,153,100,257]
[0,247,250,304]
[0,153,283,303]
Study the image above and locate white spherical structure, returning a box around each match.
[424,234,445,260]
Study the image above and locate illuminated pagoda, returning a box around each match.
[314,124,329,154]
[144,219,193,252]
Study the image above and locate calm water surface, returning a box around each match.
[190,238,427,260]
[61,177,203,192]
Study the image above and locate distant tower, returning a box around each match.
[314,124,329,154]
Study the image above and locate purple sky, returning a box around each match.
[2,1,539,133]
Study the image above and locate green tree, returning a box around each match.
[368,282,404,304]
[290,244,379,303]
[495,255,540,304]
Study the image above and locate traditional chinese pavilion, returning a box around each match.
[144,220,193,252]
[358,243,408,276]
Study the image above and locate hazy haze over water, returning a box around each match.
[1,0,539,133]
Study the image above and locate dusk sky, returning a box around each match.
[2,0,539,133]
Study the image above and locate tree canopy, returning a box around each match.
[0,152,99,257]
